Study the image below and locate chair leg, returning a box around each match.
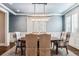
[53,44,54,49]
[21,47,24,55]
[51,42,52,48]
[66,47,68,54]
[15,47,17,54]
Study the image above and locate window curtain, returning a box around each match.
[27,16,48,32]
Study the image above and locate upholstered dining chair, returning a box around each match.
[25,34,38,56]
[52,32,63,50]
[39,34,51,56]
[57,32,70,54]
[15,32,26,55]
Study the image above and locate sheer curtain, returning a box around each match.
[33,21,47,32]
[39,21,47,32]
[27,16,48,32]
[33,21,39,32]
[65,15,71,32]
[72,13,78,32]
[65,13,78,32]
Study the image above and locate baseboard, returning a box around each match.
[0,43,9,46]
[0,43,5,46]
[69,45,79,51]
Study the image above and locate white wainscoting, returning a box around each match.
[9,32,79,50]
[69,33,79,50]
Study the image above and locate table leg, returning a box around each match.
[56,41,58,55]
[21,41,23,55]
[37,41,39,56]
[51,42,52,48]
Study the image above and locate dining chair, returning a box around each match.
[39,34,51,56]
[15,32,26,55]
[25,34,38,56]
[52,32,63,50]
[57,32,70,54]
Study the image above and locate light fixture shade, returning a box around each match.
[30,3,48,21]
[29,16,49,21]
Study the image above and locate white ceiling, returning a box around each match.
[3,3,76,15]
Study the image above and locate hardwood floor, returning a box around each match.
[20,46,79,56]
[68,45,79,56]
[0,42,15,55]
[51,46,79,56]
[0,43,79,56]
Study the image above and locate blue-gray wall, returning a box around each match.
[62,15,65,31]
[9,15,27,32]
[47,16,63,32]
[9,14,64,32]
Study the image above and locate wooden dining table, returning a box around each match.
[17,33,62,55]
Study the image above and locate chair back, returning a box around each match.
[60,32,65,40]
[25,34,38,56]
[39,34,51,48]
[66,32,70,42]
[14,32,21,47]
[25,34,38,48]
[39,34,51,56]
[15,32,21,40]
[63,32,70,45]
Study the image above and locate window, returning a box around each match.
[65,13,78,32]
[72,13,78,32]
[65,15,71,32]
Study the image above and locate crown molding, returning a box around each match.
[15,13,63,16]
[62,3,79,15]
[0,3,16,15]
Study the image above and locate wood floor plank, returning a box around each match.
[68,45,79,56]
[0,42,15,55]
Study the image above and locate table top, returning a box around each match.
[18,35,62,42]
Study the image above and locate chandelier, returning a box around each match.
[31,3,48,21]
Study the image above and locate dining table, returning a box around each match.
[16,32,62,55]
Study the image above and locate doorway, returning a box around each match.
[0,10,5,43]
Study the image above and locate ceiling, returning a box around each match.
[3,3,76,15]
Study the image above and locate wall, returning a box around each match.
[9,15,63,32]
[47,15,62,32]
[9,15,27,32]
[69,33,79,50]
[62,15,65,31]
